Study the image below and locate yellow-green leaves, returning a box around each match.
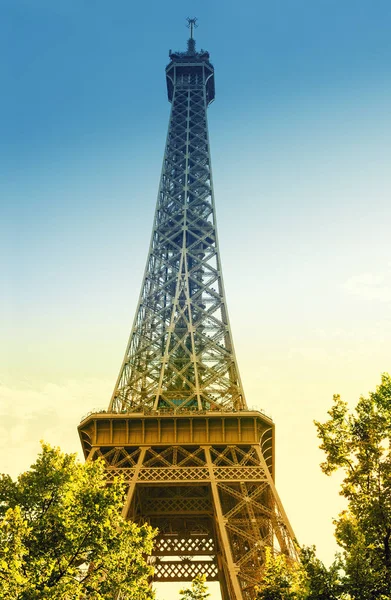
[255,548,308,600]
[0,443,155,600]
[179,574,210,600]
[255,546,346,600]
[315,373,391,599]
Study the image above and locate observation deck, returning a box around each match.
[166,39,215,104]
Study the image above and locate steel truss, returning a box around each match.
[79,28,297,600]
[109,38,244,414]
[86,439,297,599]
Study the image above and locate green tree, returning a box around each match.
[255,546,349,600]
[299,546,345,600]
[315,373,391,599]
[179,574,210,600]
[255,548,308,600]
[0,505,30,598]
[0,443,155,600]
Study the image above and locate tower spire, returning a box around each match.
[186,16,197,54]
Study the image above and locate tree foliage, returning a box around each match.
[255,548,308,600]
[255,547,348,600]
[0,443,155,600]
[179,574,210,600]
[299,546,345,600]
[315,373,391,599]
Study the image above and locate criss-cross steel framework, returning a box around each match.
[109,36,243,415]
[79,23,297,600]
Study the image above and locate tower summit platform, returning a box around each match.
[166,18,215,104]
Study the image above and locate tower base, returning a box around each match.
[79,411,297,600]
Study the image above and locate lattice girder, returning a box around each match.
[153,558,219,582]
[109,52,245,414]
[79,32,298,600]
[81,428,298,600]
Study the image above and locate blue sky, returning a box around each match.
[2,0,390,377]
[2,1,391,596]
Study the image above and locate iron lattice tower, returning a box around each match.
[79,21,297,600]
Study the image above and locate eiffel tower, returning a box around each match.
[78,19,297,600]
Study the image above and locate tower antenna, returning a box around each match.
[186,16,198,40]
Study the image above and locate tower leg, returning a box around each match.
[217,552,231,600]
[204,446,244,600]
[122,447,148,519]
[86,447,98,461]
[253,445,297,557]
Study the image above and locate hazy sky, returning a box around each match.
[2,1,391,598]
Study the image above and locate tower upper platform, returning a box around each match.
[166,30,215,104]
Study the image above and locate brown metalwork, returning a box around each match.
[79,412,298,599]
[78,23,297,600]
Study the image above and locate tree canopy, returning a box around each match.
[0,443,155,600]
[299,546,345,600]
[315,372,391,599]
[255,547,307,600]
[257,373,391,600]
[255,546,348,600]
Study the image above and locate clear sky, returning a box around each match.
[2,1,391,598]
